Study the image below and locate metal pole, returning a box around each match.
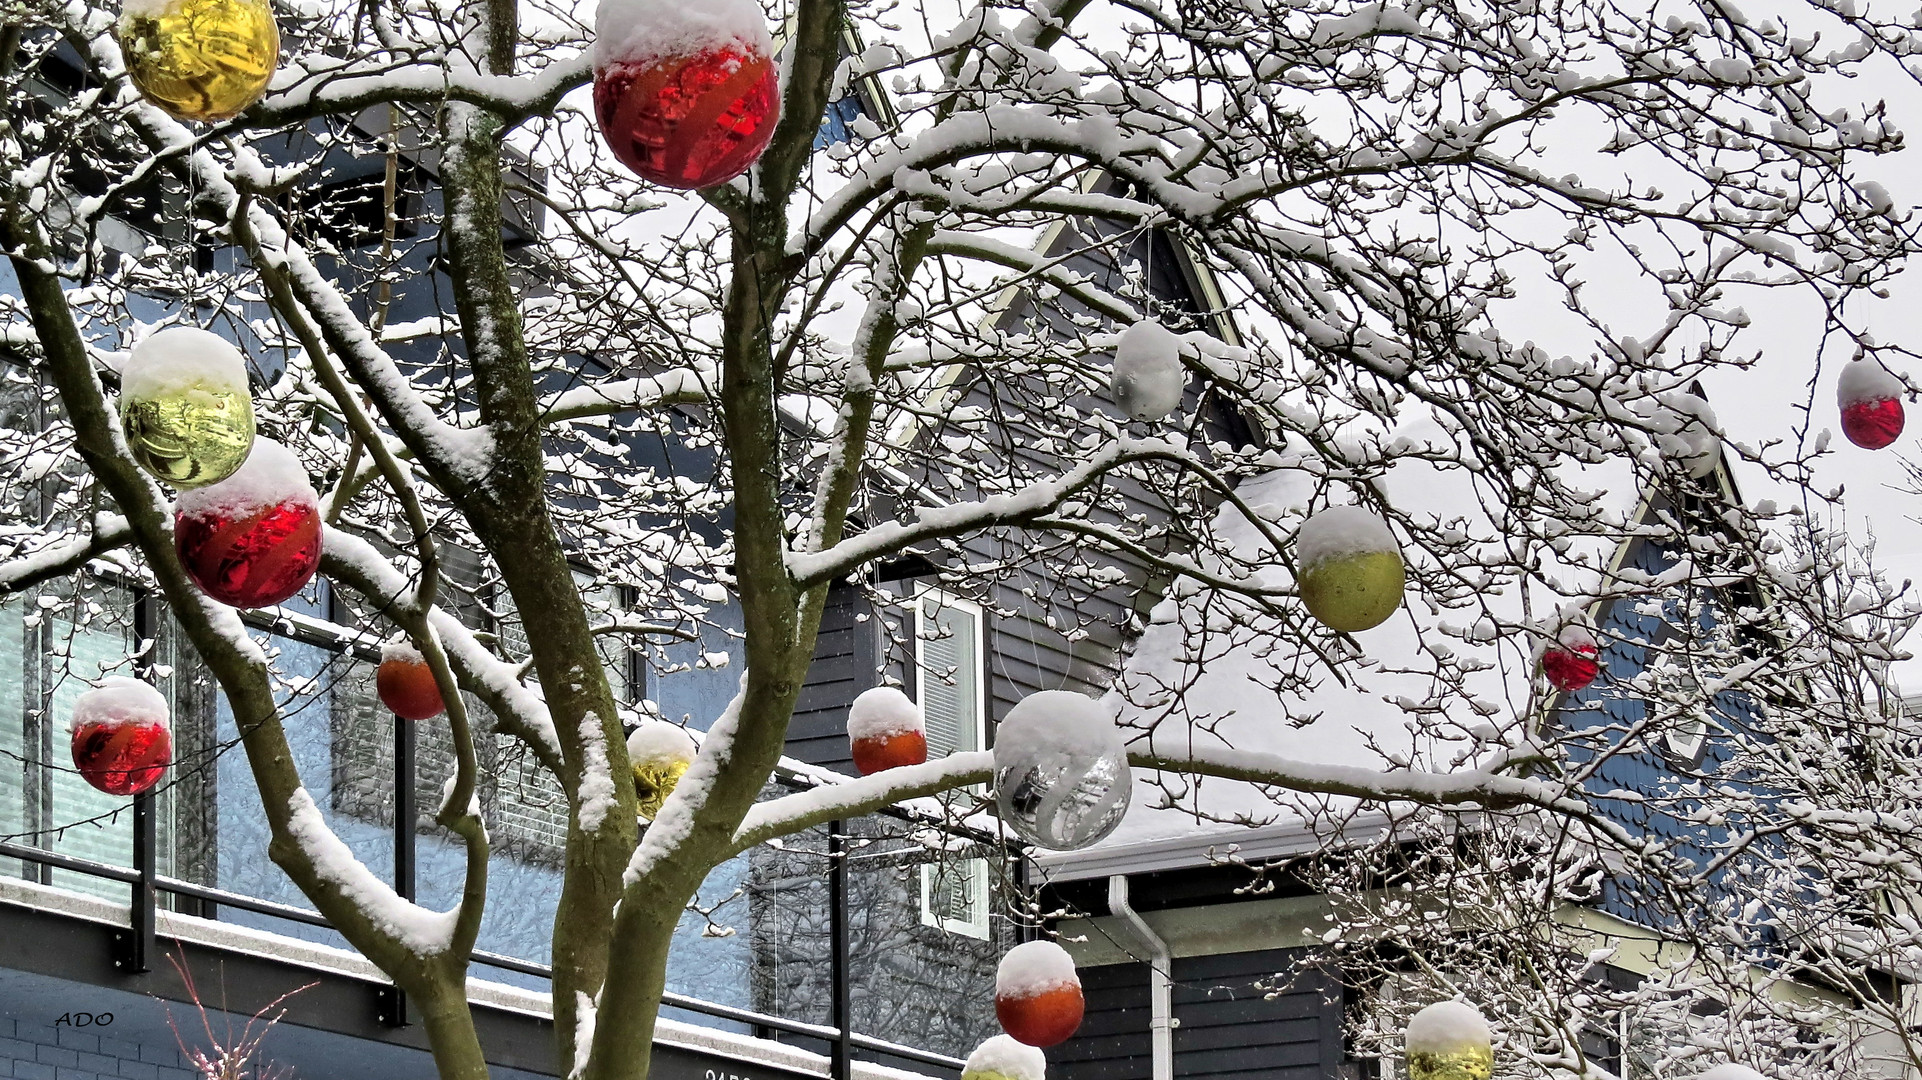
[379,711,416,1026]
[828,820,851,1080]
[116,594,159,973]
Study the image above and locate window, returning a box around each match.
[914,588,985,757]
[913,587,991,937]
[921,856,990,938]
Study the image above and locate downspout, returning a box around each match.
[1108,875,1173,1080]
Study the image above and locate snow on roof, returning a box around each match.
[1051,412,1655,863]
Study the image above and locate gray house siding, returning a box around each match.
[1053,947,1346,1080]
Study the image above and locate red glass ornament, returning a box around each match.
[72,719,172,796]
[1542,641,1601,692]
[852,728,927,776]
[175,499,321,608]
[378,656,446,721]
[1842,397,1905,450]
[593,44,780,189]
[996,985,1085,1048]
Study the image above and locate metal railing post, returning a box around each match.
[378,710,416,1026]
[828,820,851,1080]
[115,593,159,973]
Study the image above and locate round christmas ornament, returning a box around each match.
[70,677,173,797]
[1405,1001,1494,1080]
[961,1035,1047,1080]
[173,437,321,609]
[992,690,1131,851]
[592,0,779,189]
[1838,359,1906,450]
[1295,506,1404,633]
[1541,624,1601,693]
[1111,320,1186,421]
[848,686,928,775]
[377,640,445,721]
[629,720,698,819]
[995,941,1084,1048]
[120,327,256,489]
[117,0,279,122]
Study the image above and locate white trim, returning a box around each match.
[919,858,991,939]
[911,586,987,755]
[1028,813,1393,881]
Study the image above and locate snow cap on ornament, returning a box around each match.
[1541,621,1600,693]
[174,437,322,609]
[992,691,1131,851]
[1837,359,1906,450]
[1697,1066,1769,1080]
[996,940,1084,1047]
[70,676,173,796]
[628,720,698,819]
[378,638,446,721]
[962,1035,1047,1080]
[1111,320,1186,421]
[591,0,779,189]
[1405,1000,1494,1080]
[120,326,256,489]
[1295,505,1405,633]
[848,686,928,775]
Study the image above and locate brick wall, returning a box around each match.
[0,1017,199,1080]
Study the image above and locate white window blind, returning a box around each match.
[915,590,983,758]
[920,858,991,939]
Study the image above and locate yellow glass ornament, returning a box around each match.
[122,385,254,488]
[1409,1044,1495,1080]
[633,758,689,820]
[1300,550,1405,632]
[117,0,279,123]
[120,327,257,489]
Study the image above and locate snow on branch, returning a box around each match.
[286,788,459,954]
[540,367,713,423]
[786,435,1197,585]
[0,514,132,597]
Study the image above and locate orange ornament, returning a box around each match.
[853,728,928,775]
[377,643,444,721]
[996,940,1084,1047]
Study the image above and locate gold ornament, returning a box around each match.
[118,0,279,123]
[633,758,689,820]
[122,383,255,488]
[1300,550,1405,632]
[1408,1045,1495,1080]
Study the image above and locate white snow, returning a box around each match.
[995,691,1129,772]
[1295,505,1398,568]
[1111,320,1186,421]
[1697,1066,1769,1080]
[70,676,169,734]
[1554,622,1596,653]
[592,0,771,70]
[577,712,619,833]
[627,718,698,764]
[174,438,318,518]
[1838,359,1904,406]
[120,326,250,399]
[1405,1000,1491,1053]
[847,686,925,740]
[996,939,1079,998]
[284,787,457,954]
[381,638,425,665]
[119,0,177,18]
[1656,392,1721,478]
[963,1035,1047,1080]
